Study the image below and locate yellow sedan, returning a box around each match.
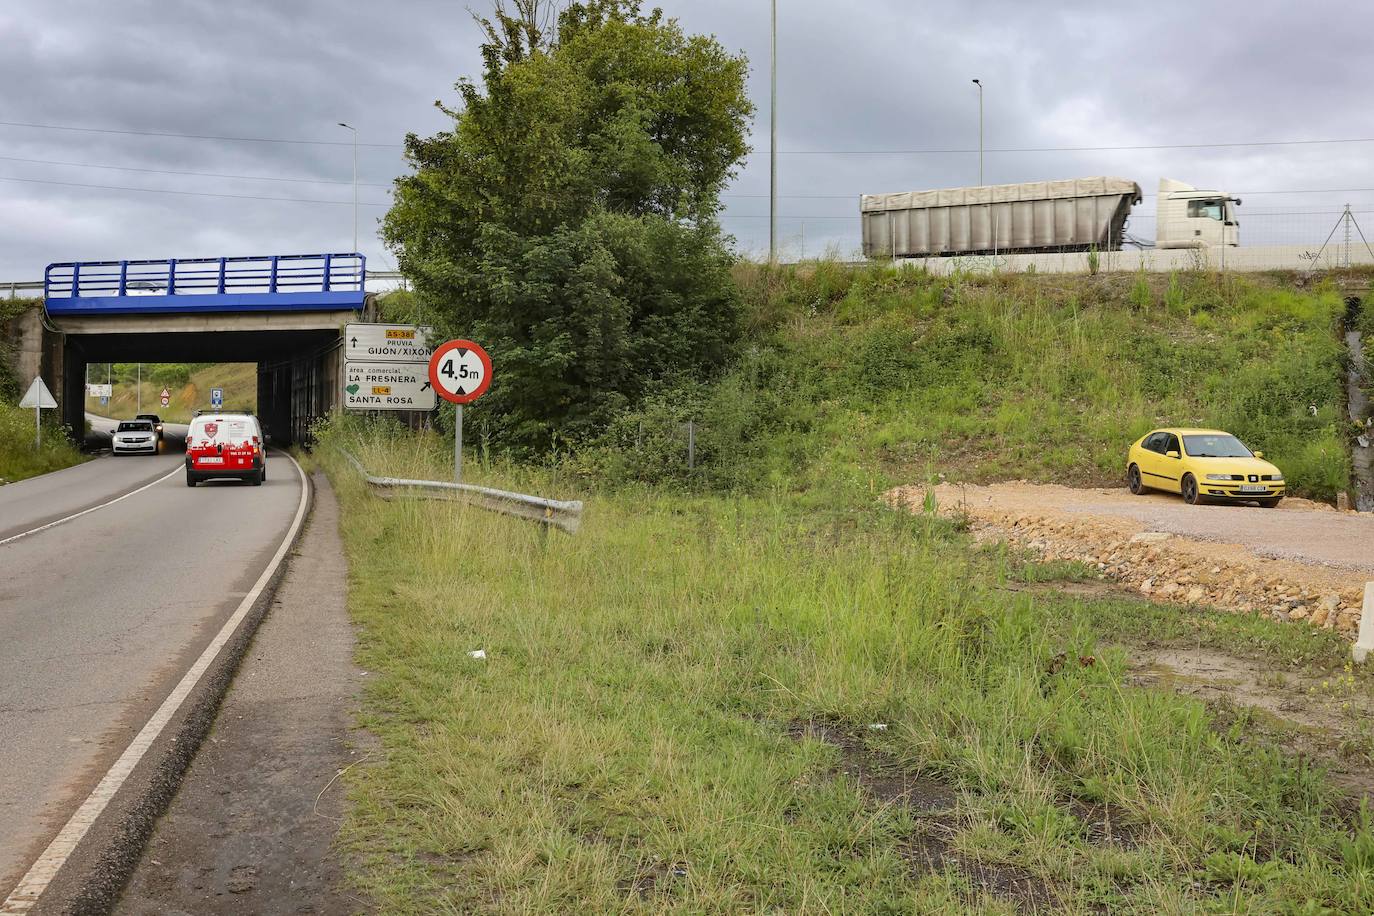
[1126,428,1285,507]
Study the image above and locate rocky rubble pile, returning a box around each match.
[884,483,1368,637]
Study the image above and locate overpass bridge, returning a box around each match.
[11,253,373,445]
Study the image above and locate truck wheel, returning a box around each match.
[1181,474,1202,505]
[1127,464,1145,495]
[251,470,263,486]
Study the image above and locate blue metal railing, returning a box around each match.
[45,253,365,301]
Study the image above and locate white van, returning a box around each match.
[184,413,267,487]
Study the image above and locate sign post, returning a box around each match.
[19,377,58,450]
[210,387,223,410]
[160,386,171,408]
[428,340,492,483]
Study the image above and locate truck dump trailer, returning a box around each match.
[861,177,1143,258]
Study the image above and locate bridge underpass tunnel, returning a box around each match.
[44,254,369,448]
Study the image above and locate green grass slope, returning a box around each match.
[587,264,1351,502]
[92,362,258,423]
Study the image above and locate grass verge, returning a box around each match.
[0,401,86,483]
[322,426,1374,914]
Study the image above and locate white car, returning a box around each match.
[112,419,159,455]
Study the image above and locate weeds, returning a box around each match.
[322,422,1374,913]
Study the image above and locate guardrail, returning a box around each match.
[4,280,43,299]
[340,451,583,534]
[45,253,365,299]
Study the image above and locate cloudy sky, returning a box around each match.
[2,0,1372,280]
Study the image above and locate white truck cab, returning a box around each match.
[1156,178,1240,248]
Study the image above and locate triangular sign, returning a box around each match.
[455,385,467,395]
[19,376,57,409]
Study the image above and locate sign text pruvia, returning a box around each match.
[345,323,433,363]
[344,361,438,410]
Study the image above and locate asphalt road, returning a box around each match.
[0,445,303,901]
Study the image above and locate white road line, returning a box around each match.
[0,465,182,547]
[0,454,310,915]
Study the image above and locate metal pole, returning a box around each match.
[455,404,464,483]
[972,79,983,186]
[769,0,777,265]
[136,363,141,413]
[338,122,358,253]
[35,404,40,450]
[687,420,695,470]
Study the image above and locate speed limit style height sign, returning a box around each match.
[428,339,492,483]
[428,339,492,405]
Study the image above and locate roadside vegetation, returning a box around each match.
[332,1,1369,910]
[0,296,85,482]
[580,263,1351,502]
[320,419,1374,913]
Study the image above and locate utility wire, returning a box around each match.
[765,137,1374,155]
[0,175,391,206]
[6,148,1374,202]
[0,119,401,148]
[5,118,1374,155]
[0,154,394,188]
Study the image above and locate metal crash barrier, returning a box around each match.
[340,451,583,534]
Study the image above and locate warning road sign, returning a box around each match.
[345,324,433,363]
[344,362,437,410]
[428,340,492,405]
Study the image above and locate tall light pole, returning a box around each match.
[769,0,778,264]
[337,122,358,253]
[971,79,983,186]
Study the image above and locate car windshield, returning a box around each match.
[1184,434,1251,458]
[117,421,152,432]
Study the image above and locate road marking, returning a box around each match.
[0,465,182,548]
[0,454,310,914]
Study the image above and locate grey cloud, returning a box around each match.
[1,0,1370,274]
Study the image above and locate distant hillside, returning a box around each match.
[93,363,257,423]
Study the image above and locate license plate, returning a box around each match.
[198,457,224,465]
[1239,485,1266,493]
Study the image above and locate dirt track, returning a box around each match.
[889,482,1372,637]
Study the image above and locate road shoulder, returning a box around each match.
[116,471,367,915]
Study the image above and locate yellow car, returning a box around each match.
[1126,428,1285,507]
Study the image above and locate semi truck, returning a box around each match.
[860,177,1240,259]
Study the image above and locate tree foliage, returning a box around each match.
[383,0,753,448]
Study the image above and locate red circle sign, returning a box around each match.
[428,339,492,405]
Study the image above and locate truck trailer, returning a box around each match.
[860,177,1239,259]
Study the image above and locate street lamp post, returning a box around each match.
[971,79,983,186]
[337,122,358,253]
[769,0,778,265]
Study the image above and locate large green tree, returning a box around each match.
[384,0,753,448]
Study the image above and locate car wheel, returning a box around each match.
[250,470,263,486]
[1259,497,1282,508]
[1127,464,1145,495]
[1181,474,1202,505]
[185,472,197,488]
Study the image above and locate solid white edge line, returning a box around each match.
[0,464,182,547]
[0,453,310,915]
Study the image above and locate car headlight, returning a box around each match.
[1272,473,1284,482]
[1205,474,1231,481]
